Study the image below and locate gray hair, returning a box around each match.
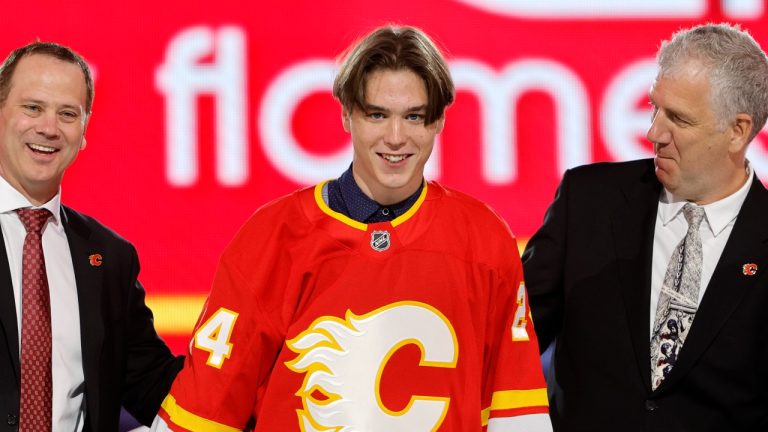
[657,23,768,142]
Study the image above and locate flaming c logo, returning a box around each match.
[89,254,103,267]
[285,301,458,432]
[742,263,758,276]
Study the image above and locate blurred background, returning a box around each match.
[2,0,767,374]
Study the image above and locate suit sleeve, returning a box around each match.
[121,245,185,425]
[521,169,572,353]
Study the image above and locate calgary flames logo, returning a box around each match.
[88,253,103,267]
[742,263,758,276]
[285,301,458,431]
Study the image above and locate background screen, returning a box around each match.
[3,0,767,353]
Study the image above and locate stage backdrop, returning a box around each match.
[2,0,767,352]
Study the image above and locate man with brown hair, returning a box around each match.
[153,25,551,432]
[0,42,182,431]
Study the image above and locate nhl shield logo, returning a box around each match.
[370,230,391,252]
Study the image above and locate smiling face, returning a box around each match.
[647,60,751,204]
[0,54,88,205]
[343,68,444,205]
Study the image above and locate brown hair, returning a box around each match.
[0,41,94,116]
[333,25,455,125]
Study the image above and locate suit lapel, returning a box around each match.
[0,227,20,381]
[61,206,104,419]
[658,177,768,391]
[610,162,661,392]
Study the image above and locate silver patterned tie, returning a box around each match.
[650,203,705,390]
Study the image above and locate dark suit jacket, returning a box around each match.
[0,205,183,431]
[522,159,768,431]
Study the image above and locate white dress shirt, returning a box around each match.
[0,176,85,431]
[650,165,753,337]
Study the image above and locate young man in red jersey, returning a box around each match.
[154,25,551,432]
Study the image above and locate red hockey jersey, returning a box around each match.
[154,181,550,431]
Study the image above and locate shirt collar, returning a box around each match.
[659,163,753,236]
[338,167,380,222]
[0,175,62,224]
[337,164,425,223]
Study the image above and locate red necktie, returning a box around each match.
[16,208,53,432]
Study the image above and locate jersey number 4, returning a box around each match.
[193,307,239,368]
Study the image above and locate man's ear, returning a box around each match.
[434,114,445,135]
[729,113,753,153]
[81,113,90,150]
[342,108,351,132]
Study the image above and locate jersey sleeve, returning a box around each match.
[153,198,301,432]
[481,230,552,431]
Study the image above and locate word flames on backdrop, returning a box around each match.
[156,26,768,189]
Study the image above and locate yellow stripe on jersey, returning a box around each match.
[314,181,368,231]
[390,180,428,227]
[480,388,549,426]
[481,407,491,426]
[161,395,240,432]
[314,179,428,230]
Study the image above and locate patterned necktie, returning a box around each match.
[650,203,705,390]
[16,208,53,432]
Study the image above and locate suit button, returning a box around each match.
[6,414,17,425]
[645,400,658,412]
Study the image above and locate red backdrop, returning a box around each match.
[2,0,767,352]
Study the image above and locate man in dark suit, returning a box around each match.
[0,42,183,431]
[522,23,768,431]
